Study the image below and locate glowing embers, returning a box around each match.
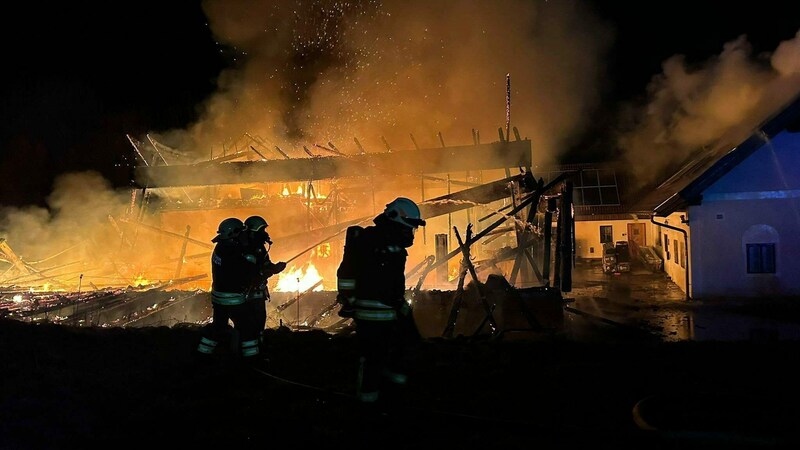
[22,284,55,294]
[274,263,323,293]
[132,275,151,288]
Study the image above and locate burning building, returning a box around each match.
[0,127,575,335]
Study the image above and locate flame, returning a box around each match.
[275,263,323,292]
[316,243,331,258]
[448,265,460,282]
[282,185,290,196]
[133,275,150,287]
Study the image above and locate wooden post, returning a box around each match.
[410,133,420,150]
[453,225,498,336]
[543,198,556,286]
[174,225,191,279]
[435,234,449,286]
[561,180,574,292]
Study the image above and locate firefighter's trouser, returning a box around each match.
[354,316,407,403]
[246,294,268,350]
[196,302,260,358]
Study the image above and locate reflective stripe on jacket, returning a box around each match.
[337,278,356,290]
[353,298,397,321]
[211,290,246,305]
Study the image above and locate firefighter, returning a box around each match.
[336,197,426,405]
[241,215,286,354]
[196,217,262,361]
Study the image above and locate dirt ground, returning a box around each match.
[3,260,800,449]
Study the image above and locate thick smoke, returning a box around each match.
[160,0,612,163]
[3,1,615,291]
[0,172,126,260]
[0,172,209,289]
[618,30,800,187]
[1,173,125,287]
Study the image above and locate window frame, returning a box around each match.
[746,243,776,274]
[600,225,613,244]
[673,240,679,265]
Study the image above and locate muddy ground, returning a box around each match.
[3,316,800,450]
[3,260,800,449]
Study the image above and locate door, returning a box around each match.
[627,223,646,258]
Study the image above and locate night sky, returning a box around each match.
[1,0,798,207]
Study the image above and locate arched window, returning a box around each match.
[742,225,779,274]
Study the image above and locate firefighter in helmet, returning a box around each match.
[196,217,262,360]
[241,215,286,354]
[336,197,425,405]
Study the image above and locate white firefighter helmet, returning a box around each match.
[383,197,426,229]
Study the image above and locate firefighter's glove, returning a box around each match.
[336,292,354,306]
[275,261,287,273]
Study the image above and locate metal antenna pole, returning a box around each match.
[506,73,511,146]
[296,277,301,328]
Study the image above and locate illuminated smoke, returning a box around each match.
[2,1,615,292]
[158,0,612,163]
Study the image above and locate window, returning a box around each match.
[664,234,670,260]
[674,241,679,265]
[545,168,621,206]
[680,241,686,269]
[600,226,613,244]
[747,244,776,274]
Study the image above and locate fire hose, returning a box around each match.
[250,366,547,426]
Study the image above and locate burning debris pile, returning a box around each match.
[2,131,578,334]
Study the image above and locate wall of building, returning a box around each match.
[688,130,800,298]
[574,218,654,259]
[650,212,691,295]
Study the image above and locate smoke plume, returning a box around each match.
[3,1,615,291]
[618,30,800,187]
[159,0,612,163]
[0,172,209,289]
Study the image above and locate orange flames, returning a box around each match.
[275,263,323,292]
[279,183,329,200]
[315,243,331,258]
[133,275,151,288]
[448,265,460,282]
